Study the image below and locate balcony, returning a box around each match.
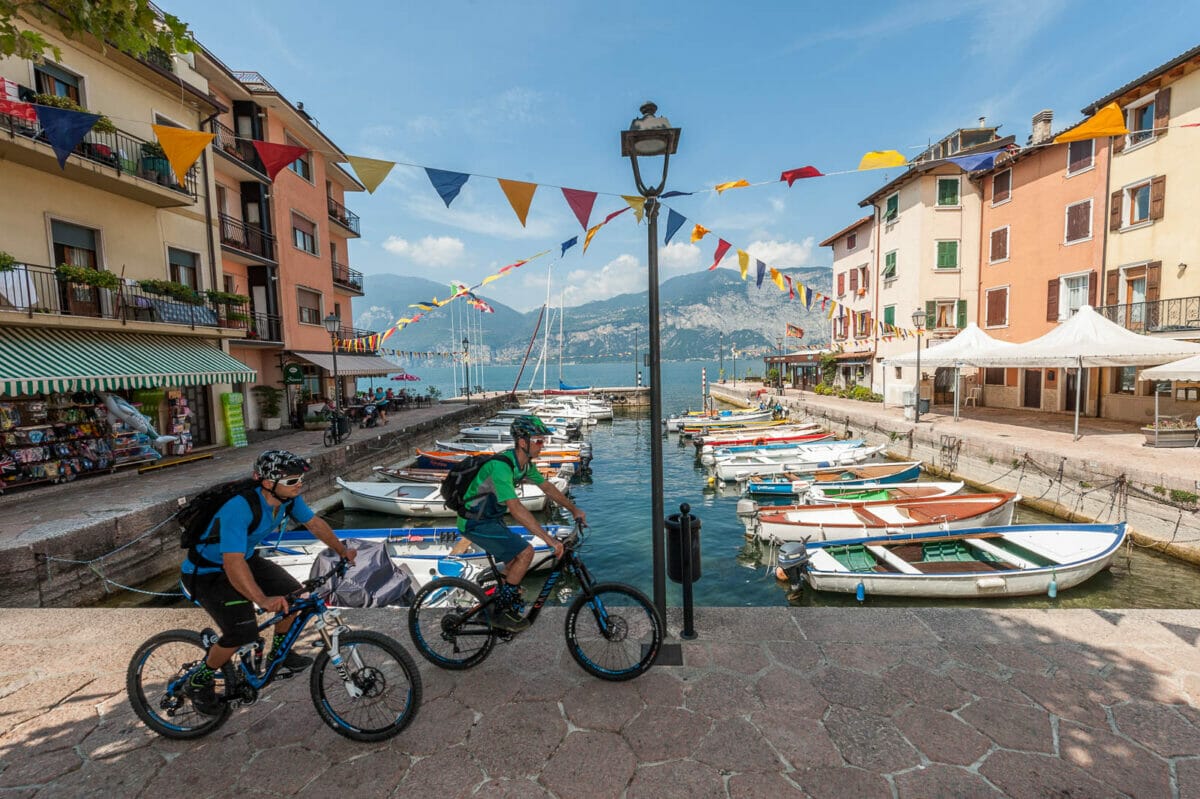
[1096,297,1200,335]
[331,260,364,294]
[246,311,283,343]
[327,196,361,237]
[335,326,378,345]
[0,109,198,207]
[219,213,276,264]
[209,119,268,180]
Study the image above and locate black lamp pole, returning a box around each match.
[622,101,680,624]
[912,308,924,424]
[462,336,470,404]
[323,313,341,414]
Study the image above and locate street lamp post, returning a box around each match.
[732,346,738,388]
[718,332,725,382]
[776,336,785,389]
[323,313,341,415]
[912,308,925,424]
[622,101,680,624]
[462,337,470,404]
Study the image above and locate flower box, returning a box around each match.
[1140,427,1197,447]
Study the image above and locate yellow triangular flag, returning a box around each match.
[583,223,602,253]
[498,179,538,226]
[737,249,749,280]
[1053,102,1129,144]
[714,179,750,194]
[152,124,214,187]
[481,273,503,286]
[857,150,907,170]
[691,224,710,243]
[769,267,785,291]
[827,299,838,319]
[622,195,645,223]
[346,155,396,194]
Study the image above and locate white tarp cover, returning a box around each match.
[884,322,1016,368]
[1139,354,1200,381]
[943,306,1200,368]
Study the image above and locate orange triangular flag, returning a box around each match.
[857,150,907,170]
[622,195,646,223]
[714,179,750,194]
[1053,102,1129,143]
[583,223,602,253]
[347,155,396,193]
[152,125,214,186]
[498,179,538,227]
[690,224,710,243]
[769,267,785,291]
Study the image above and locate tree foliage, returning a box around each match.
[0,1,194,62]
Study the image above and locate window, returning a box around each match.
[287,135,312,181]
[882,250,897,280]
[1063,274,1090,315]
[854,311,871,338]
[292,212,317,254]
[51,220,99,268]
[884,193,898,222]
[34,62,80,102]
[992,169,1011,204]
[934,300,958,329]
[989,227,1009,263]
[1126,180,1151,226]
[297,287,321,325]
[836,272,846,296]
[985,286,1009,328]
[846,232,857,250]
[1114,367,1138,395]
[883,305,895,327]
[1127,98,1156,147]
[935,240,959,270]
[984,368,1006,386]
[857,265,869,293]
[167,247,199,289]
[1064,199,1092,243]
[936,177,959,207]
[849,269,858,293]
[1067,140,1094,175]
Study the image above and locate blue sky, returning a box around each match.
[163,0,1200,312]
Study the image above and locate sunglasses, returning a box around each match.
[529,437,547,445]
[275,475,305,487]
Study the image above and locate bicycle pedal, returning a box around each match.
[274,667,298,680]
[495,631,516,643]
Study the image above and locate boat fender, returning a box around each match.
[855,581,866,602]
[1048,574,1058,599]
[976,576,1006,590]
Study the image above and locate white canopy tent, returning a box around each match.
[883,323,1017,421]
[1138,354,1200,439]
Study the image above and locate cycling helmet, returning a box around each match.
[509,414,551,440]
[254,449,311,482]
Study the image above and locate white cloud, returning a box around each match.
[381,235,466,267]
[560,254,644,306]
[402,192,559,240]
[741,238,817,269]
[659,242,701,277]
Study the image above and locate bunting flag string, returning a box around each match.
[251,141,310,180]
[737,249,749,280]
[347,155,396,194]
[34,105,100,168]
[690,224,710,243]
[664,209,686,245]
[426,167,470,207]
[714,179,750,194]
[498,179,538,226]
[709,239,731,271]
[562,188,598,230]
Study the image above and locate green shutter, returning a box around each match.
[885,194,898,221]
[883,251,896,278]
[937,241,958,269]
[938,178,959,206]
[925,300,936,330]
[883,306,895,326]
[956,299,967,329]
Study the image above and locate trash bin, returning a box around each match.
[665,509,702,584]
[918,398,930,414]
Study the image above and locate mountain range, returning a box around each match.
[354,267,833,363]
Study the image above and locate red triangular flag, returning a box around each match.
[709,239,732,271]
[561,188,598,231]
[780,166,824,186]
[252,141,310,180]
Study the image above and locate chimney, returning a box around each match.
[978,116,986,128]
[1032,109,1054,144]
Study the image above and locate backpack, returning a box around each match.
[440,451,518,518]
[178,478,293,567]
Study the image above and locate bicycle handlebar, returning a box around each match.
[290,557,350,601]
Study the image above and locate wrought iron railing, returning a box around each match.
[0,109,198,197]
[209,119,266,175]
[327,196,361,235]
[247,311,283,342]
[331,260,363,292]
[334,325,379,345]
[218,213,276,262]
[1095,296,1200,334]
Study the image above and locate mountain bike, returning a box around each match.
[127,559,421,742]
[322,407,353,447]
[407,522,662,681]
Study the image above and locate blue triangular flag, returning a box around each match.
[945,151,1000,172]
[425,167,470,207]
[663,209,685,246]
[560,237,577,257]
[803,284,814,310]
[660,190,694,199]
[755,260,766,287]
[35,105,100,169]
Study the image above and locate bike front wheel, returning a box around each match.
[126,629,233,739]
[408,576,495,670]
[565,583,662,681]
[323,428,334,447]
[310,631,422,742]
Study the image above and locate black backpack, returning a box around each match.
[178,478,293,567]
[440,451,517,518]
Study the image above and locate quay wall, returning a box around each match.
[0,398,508,608]
[710,385,1200,567]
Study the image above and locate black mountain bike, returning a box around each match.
[323,408,353,447]
[408,523,662,681]
[127,559,421,742]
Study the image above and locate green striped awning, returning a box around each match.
[0,327,257,397]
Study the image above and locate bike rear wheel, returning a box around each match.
[408,576,495,670]
[126,629,233,739]
[310,631,422,742]
[323,428,334,447]
[565,583,662,681]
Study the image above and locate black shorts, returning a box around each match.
[182,556,301,648]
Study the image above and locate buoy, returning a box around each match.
[855,581,865,602]
[752,438,765,446]
[1048,574,1058,598]
[775,566,787,581]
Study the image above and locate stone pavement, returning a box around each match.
[3,606,1199,798]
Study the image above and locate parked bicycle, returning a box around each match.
[127,558,421,742]
[322,406,353,447]
[408,522,662,681]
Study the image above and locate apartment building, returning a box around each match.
[818,215,873,387]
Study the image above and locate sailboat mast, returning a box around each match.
[558,288,564,382]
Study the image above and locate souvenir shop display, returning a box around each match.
[0,392,117,492]
[166,390,193,456]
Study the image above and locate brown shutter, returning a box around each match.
[1047,278,1060,321]
[849,269,858,292]
[862,266,869,289]
[1105,270,1119,305]
[1109,190,1123,230]
[1155,87,1171,138]
[1147,261,1161,302]
[1088,271,1098,306]
[837,272,845,295]
[1150,175,1166,220]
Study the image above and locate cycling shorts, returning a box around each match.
[182,555,300,648]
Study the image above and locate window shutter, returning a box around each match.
[837,273,845,295]
[849,269,858,292]
[862,267,869,289]
[1087,271,1098,306]
[1147,261,1161,302]
[956,299,967,329]
[990,229,1007,261]
[1150,175,1166,220]
[1154,87,1171,138]
[1105,270,1119,305]
[925,300,935,330]
[1047,278,1060,321]
[1109,191,1122,231]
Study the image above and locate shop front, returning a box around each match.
[287,351,400,425]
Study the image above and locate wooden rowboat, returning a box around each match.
[742,461,923,496]
[805,481,964,504]
[336,476,566,518]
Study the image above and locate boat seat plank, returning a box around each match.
[998,534,1069,564]
[865,545,922,574]
[853,507,888,526]
[964,537,1039,569]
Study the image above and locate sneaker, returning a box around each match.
[491,607,530,633]
[184,676,222,715]
[271,648,313,672]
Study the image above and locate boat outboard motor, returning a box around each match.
[777,541,811,592]
[735,498,759,517]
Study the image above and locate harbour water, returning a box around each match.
[336,359,1200,609]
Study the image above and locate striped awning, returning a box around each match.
[291,351,403,377]
[0,327,257,396]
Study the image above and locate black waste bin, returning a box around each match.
[665,510,702,584]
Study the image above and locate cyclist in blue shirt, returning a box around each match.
[182,450,355,713]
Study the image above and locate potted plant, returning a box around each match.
[140,141,170,182]
[138,278,202,304]
[1140,416,1198,447]
[204,289,250,306]
[55,263,119,290]
[252,385,283,431]
[0,251,16,272]
[303,414,326,431]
